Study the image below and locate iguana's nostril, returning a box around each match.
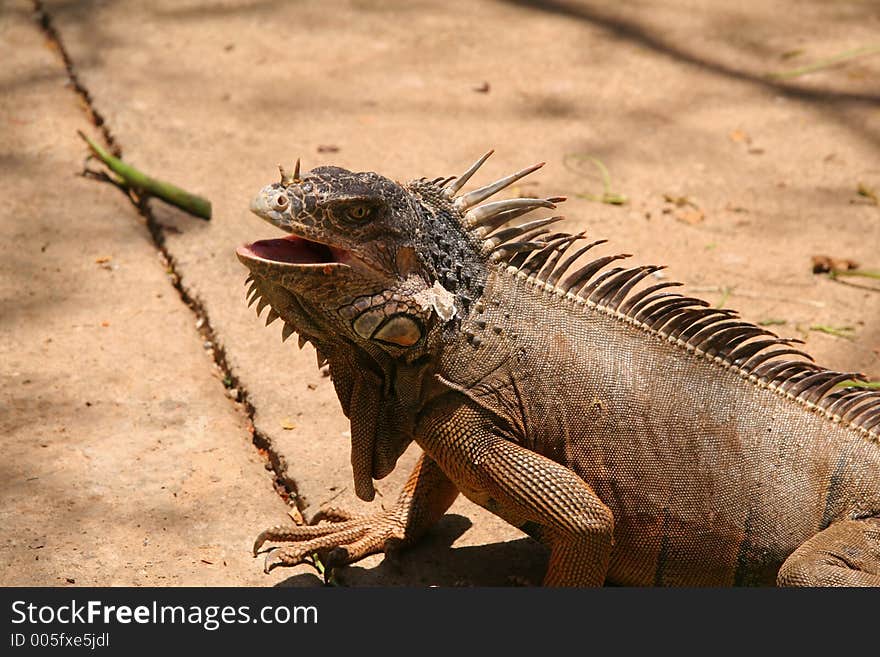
[272,193,289,210]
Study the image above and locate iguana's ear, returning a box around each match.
[395,246,421,277]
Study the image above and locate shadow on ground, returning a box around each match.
[272,514,548,587]
[504,0,880,147]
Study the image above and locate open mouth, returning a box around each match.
[236,235,349,267]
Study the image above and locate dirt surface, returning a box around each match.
[2,0,878,586]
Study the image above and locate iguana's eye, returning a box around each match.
[272,193,289,211]
[347,205,371,221]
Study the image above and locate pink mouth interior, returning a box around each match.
[240,235,336,264]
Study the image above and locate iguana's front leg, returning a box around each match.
[416,394,615,587]
[253,453,458,574]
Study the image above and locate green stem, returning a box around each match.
[809,324,856,340]
[78,130,211,220]
[768,44,880,79]
[564,154,628,205]
[834,380,880,390]
[829,268,880,281]
[715,286,733,309]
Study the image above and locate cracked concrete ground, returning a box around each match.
[2,0,878,586]
[0,5,293,586]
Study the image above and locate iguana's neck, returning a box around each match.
[407,181,488,318]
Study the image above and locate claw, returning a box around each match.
[263,546,310,573]
[264,549,282,573]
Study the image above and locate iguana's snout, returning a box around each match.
[248,182,291,231]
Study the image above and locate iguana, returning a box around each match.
[236,153,880,586]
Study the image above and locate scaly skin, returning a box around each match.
[238,155,880,586]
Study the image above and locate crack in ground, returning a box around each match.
[32,0,305,518]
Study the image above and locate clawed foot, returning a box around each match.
[253,508,405,577]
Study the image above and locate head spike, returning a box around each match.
[516,234,578,277]
[792,372,862,405]
[484,216,566,249]
[560,254,627,294]
[741,347,813,372]
[279,159,302,186]
[490,241,547,258]
[473,196,567,235]
[279,164,293,186]
[545,239,607,287]
[443,151,494,198]
[464,197,560,229]
[508,233,561,268]
[825,389,875,417]
[534,234,584,281]
[454,162,545,211]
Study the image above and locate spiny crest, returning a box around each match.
[439,151,565,242]
[440,153,880,441]
[244,274,327,367]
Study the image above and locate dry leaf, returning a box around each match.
[857,182,878,205]
[729,130,752,144]
[663,194,692,207]
[674,207,705,225]
[811,255,859,274]
[287,506,305,525]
